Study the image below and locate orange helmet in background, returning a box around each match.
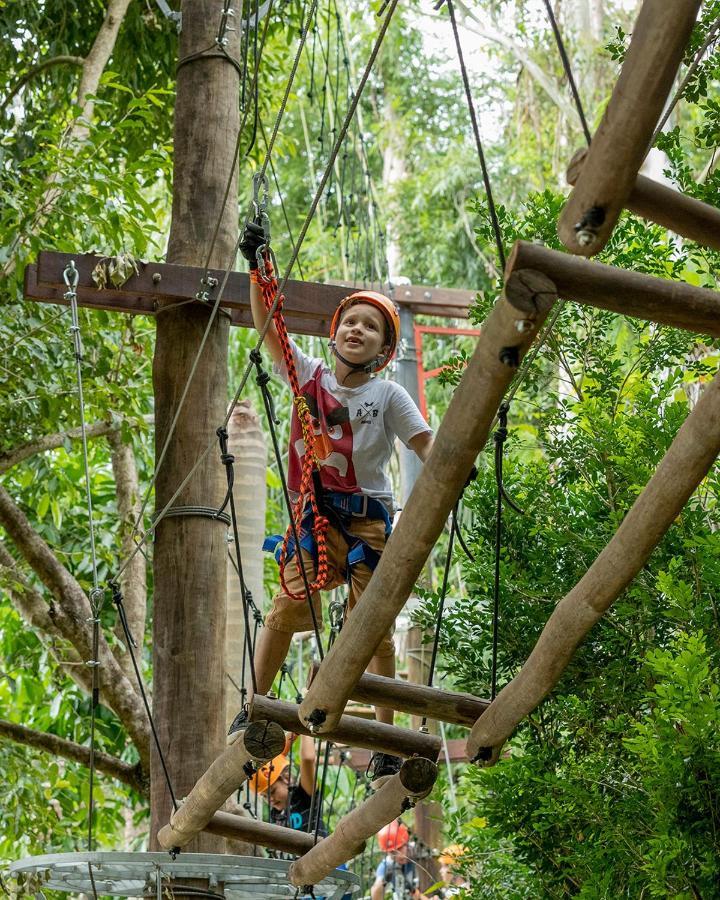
[329,290,401,373]
[439,843,467,867]
[378,820,410,852]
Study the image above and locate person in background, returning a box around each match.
[250,733,327,837]
[371,820,430,900]
[437,844,469,897]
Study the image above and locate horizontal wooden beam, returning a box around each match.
[308,662,489,728]
[329,280,473,317]
[329,739,468,771]
[299,281,558,734]
[249,695,441,761]
[505,240,720,337]
[156,720,285,850]
[567,149,720,252]
[467,364,720,766]
[557,0,702,256]
[24,252,472,336]
[203,810,316,855]
[288,756,438,888]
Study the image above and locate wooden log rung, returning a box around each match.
[567,149,720,253]
[504,241,720,338]
[308,662,489,728]
[156,720,285,850]
[203,810,317,855]
[557,0,702,256]
[287,756,438,888]
[249,695,442,761]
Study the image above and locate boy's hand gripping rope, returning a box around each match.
[252,256,331,600]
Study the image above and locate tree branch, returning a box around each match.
[0,486,150,769]
[0,719,148,795]
[108,429,147,685]
[0,414,153,475]
[0,56,84,117]
[0,542,94,694]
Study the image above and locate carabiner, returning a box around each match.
[63,260,79,293]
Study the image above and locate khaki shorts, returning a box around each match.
[264,516,395,658]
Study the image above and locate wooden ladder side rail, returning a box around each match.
[466,364,720,766]
[567,149,720,253]
[299,277,558,734]
[203,810,316,855]
[156,720,285,850]
[505,241,720,338]
[249,695,442,761]
[287,757,438,888]
[308,662,490,728]
[557,0,702,257]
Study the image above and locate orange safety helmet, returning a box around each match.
[249,734,294,794]
[329,290,401,373]
[378,820,410,852]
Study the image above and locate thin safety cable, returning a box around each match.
[218,427,259,693]
[110,583,180,810]
[64,262,103,899]
[113,0,401,584]
[542,0,592,146]
[491,403,510,701]
[446,0,506,270]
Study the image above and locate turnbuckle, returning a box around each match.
[63,260,79,299]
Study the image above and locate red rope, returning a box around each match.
[252,262,330,600]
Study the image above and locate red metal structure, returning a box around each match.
[414,324,482,420]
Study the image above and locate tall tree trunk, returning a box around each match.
[225,400,267,732]
[150,0,240,851]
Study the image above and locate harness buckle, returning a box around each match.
[351,493,368,517]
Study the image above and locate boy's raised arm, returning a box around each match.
[240,221,285,367]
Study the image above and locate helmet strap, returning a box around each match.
[329,340,380,375]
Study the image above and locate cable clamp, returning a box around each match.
[85,659,101,668]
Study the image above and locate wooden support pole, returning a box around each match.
[466,365,720,766]
[299,280,558,734]
[156,720,285,850]
[505,241,720,338]
[203,810,316,855]
[287,757,438,888]
[308,663,489,727]
[567,149,720,252]
[557,0,702,256]
[249,695,441,761]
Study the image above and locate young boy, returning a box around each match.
[229,222,433,783]
[251,733,327,837]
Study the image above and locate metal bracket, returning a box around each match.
[155,0,182,32]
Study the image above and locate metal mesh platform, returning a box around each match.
[10,852,359,899]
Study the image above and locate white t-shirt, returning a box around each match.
[275,341,431,513]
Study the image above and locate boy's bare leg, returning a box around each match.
[251,627,294,699]
[367,653,395,725]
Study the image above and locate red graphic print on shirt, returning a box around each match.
[288,364,359,494]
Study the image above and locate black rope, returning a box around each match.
[217,427,259,695]
[420,504,457,729]
[313,740,332,841]
[110,582,180,810]
[445,0,506,271]
[491,401,523,700]
[452,511,475,563]
[250,349,325,659]
[542,0,592,146]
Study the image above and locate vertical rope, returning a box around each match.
[542,0,592,146]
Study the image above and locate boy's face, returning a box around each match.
[335,302,389,368]
[267,769,290,810]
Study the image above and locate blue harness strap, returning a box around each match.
[263,492,391,578]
